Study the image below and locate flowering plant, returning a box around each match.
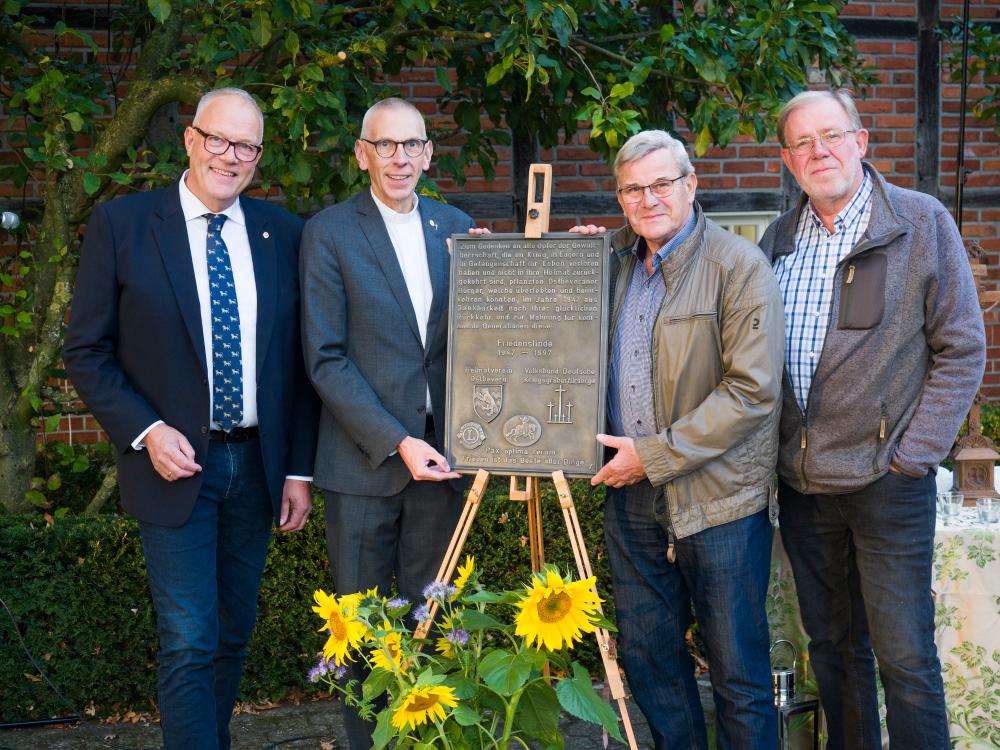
[310,557,624,749]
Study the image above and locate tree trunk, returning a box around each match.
[0,415,35,515]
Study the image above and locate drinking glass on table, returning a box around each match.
[976,497,1000,524]
[938,492,964,525]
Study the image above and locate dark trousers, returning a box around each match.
[138,438,273,750]
[779,470,949,750]
[324,448,464,750]
[604,482,776,750]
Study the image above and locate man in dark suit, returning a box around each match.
[63,88,318,750]
[300,97,474,748]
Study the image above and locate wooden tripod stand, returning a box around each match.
[415,164,638,748]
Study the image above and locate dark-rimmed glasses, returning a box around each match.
[784,129,857,156]
[617,174,689,204]
[191,126,262,162]
[359,137,429,159]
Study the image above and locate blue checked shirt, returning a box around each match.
[774,174,873,412]
[608,212,697,438]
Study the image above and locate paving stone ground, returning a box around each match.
[0,685,702,750]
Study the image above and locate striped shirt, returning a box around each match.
[774,174,873,412]
[608,212,697,438]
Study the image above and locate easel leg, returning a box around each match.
[510,475,547,573]
[552,471,639,750]
[414,469,490,640]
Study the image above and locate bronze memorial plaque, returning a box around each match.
[444,232,610,477]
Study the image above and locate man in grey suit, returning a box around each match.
[300,97,475,748]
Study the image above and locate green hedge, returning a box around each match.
[0,477,609,721]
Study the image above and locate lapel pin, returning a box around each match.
[429,219,438,230]
[262,231,270,239]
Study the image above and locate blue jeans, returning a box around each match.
[604,483,776,750]
[139,439,273,750]
[778,471,949,750]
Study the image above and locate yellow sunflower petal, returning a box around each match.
[315,591,369,666]
[515,570,601,651]
[369,630,407,673]
[391,685,459,731]
[453,555,475,595]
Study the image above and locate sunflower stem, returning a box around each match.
[498,689,523,750]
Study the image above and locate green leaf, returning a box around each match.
[372,708,393,750]
[25,489,47,507]
[362,667,395,701]
[452,702,481,726]
[63,112,84,132]
[486,64,505,86]
[83,172,101,195]
[694,126,712,157]
[43,414,62,433]
[580,86,601,100]
[555,663,624,743]
[513,681,560,740]
[479,649,533,696]
[283,30,300,60]
[609,82,634,100]
[434,66,452,94]
[455,609,501,632]
[250,9,272,46]
[147,0,171,22]
[46,474,62,492]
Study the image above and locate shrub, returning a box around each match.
[0,477,610,720]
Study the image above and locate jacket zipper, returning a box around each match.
[874,406,887,474]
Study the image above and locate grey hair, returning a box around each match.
[777,89,863,146]
[360,98,426,139]
[193,88,264,139]
[613,130,694,183]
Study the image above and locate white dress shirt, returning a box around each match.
[133,176,258,450]
[371,189,434,413]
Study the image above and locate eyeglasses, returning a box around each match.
[359,137,429,159]
[784,129,857,156]
[191,126,262,162]
[616,174,689,204]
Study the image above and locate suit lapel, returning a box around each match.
[244,199,276,378]
[153,185,207,376]
[421,200,450,354]
[356,192,422,344]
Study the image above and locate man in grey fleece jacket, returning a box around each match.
[759,89,985,750]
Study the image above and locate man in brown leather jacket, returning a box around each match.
[576,129,785,750]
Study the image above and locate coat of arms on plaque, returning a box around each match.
[473,384,503,423]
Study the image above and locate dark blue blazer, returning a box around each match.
[63,183,319,527]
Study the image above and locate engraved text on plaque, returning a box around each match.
[444,233,609,477]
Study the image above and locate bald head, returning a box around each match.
[361,98,426,139]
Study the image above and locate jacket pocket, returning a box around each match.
[838,253,887,329]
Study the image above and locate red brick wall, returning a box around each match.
[10,0,1000,444]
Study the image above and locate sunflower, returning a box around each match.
[312,590,368,666]
[514,569,601,651]
[369,624,407,673]
[435,614,456,658]
[452,555,475,598]
[391,685,459,731]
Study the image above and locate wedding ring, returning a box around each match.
[166,471,173,479]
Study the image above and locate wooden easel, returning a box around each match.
[415,164,639,749]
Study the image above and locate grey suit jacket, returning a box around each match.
[300,190,474,496]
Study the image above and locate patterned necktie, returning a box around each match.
[204,213,243,430]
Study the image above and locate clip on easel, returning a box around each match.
[414,163,638,749]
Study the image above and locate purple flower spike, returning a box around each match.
[422,581,448,601]
[446,628,470,647]
[412,603,431,623]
